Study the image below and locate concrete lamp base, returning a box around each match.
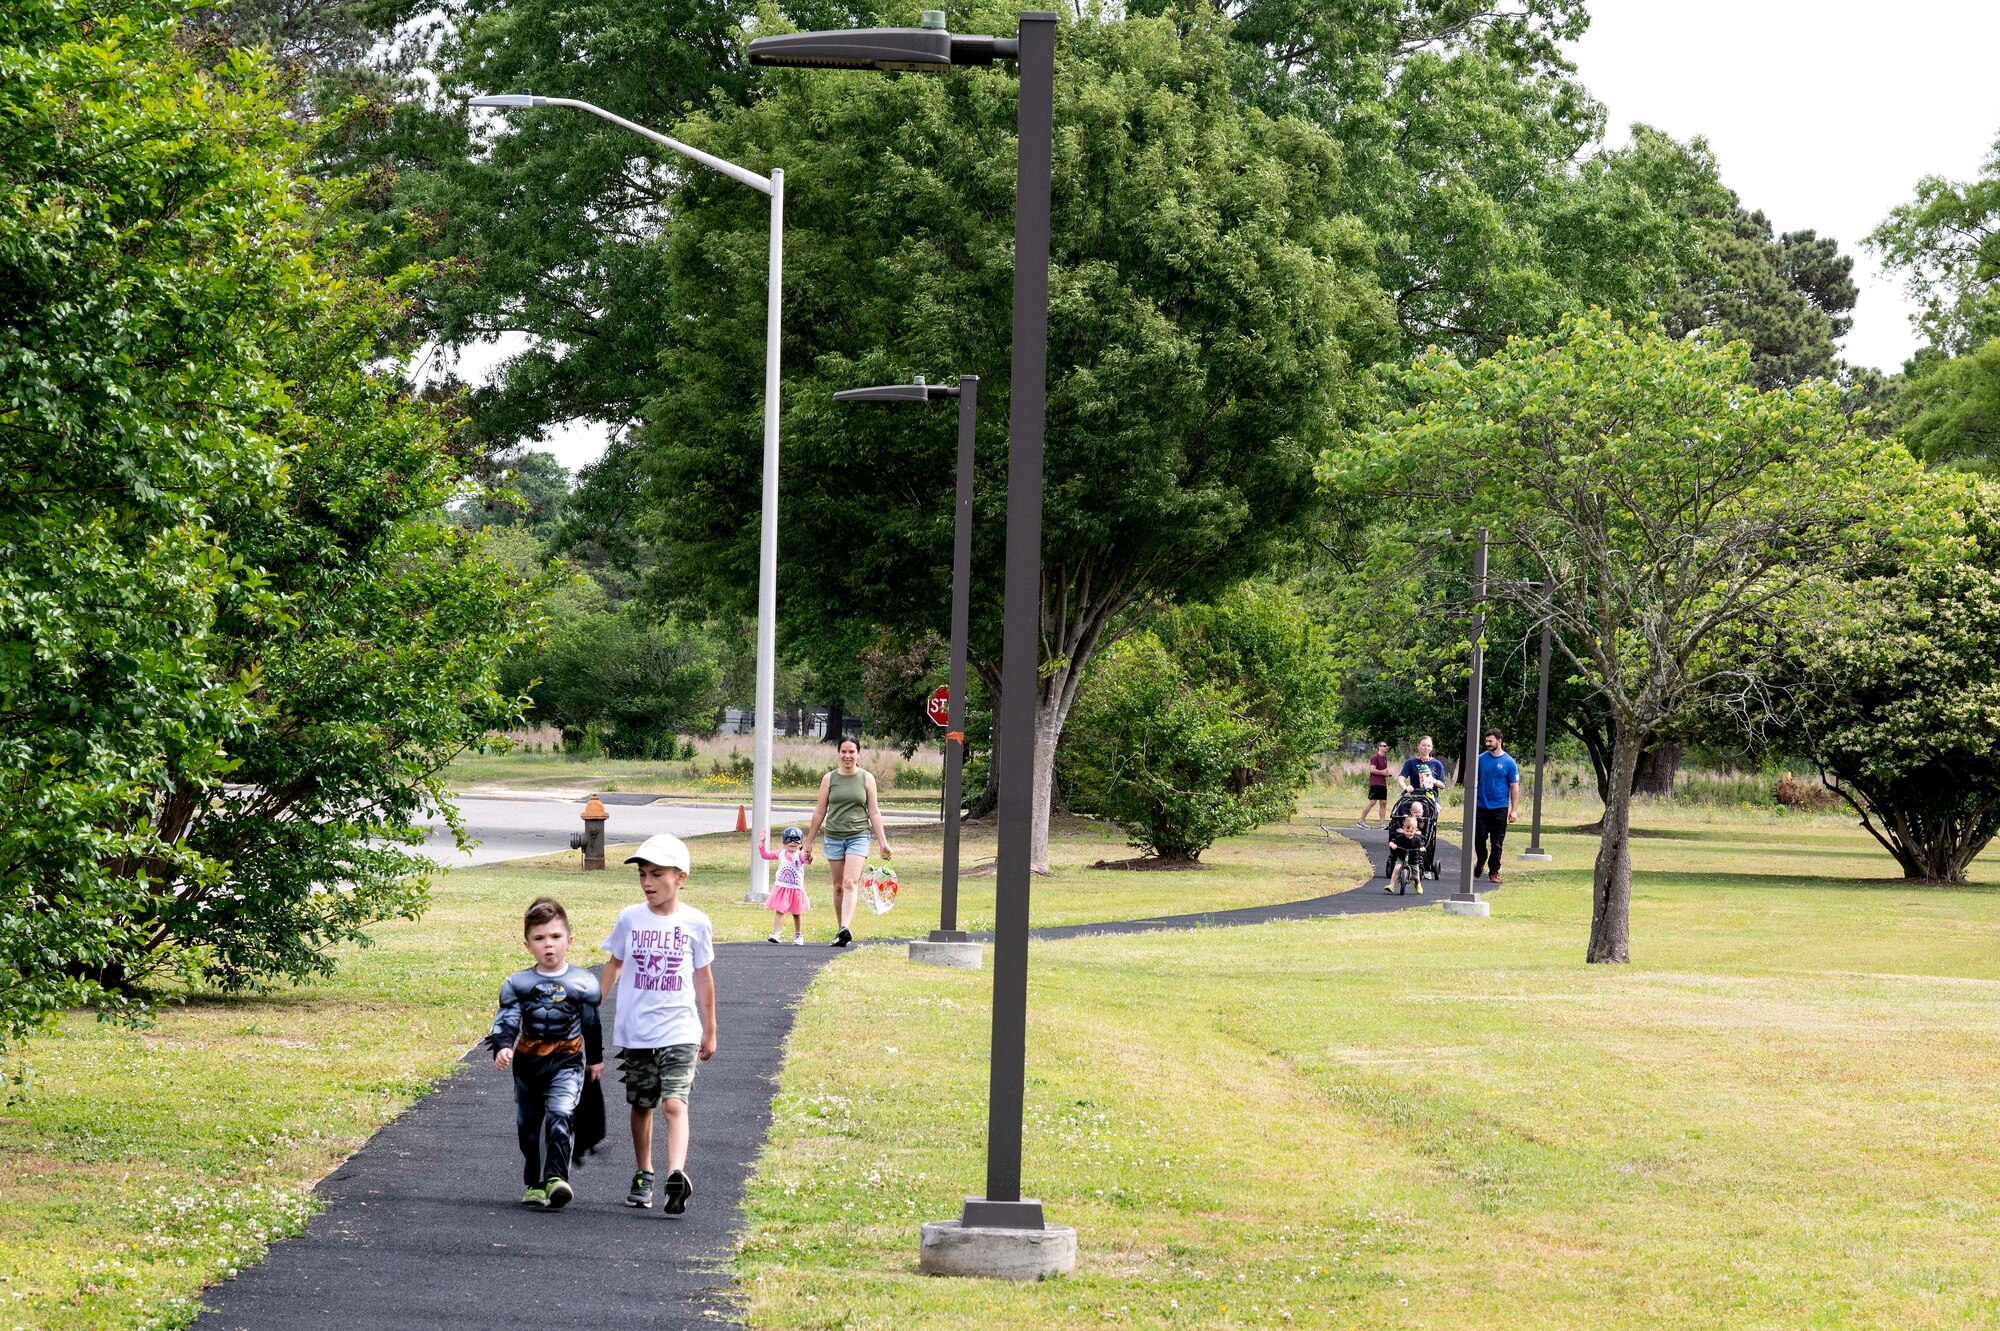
[1518,850,1553,862]
[1442,897,1492,918]
[909,940,983,969]
[920,1211,1076,1281]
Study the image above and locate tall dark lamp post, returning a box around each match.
[752,10,1076,1280]
[832,377,985,967]
[1520,581,1554,862]
[1447,527,1494,918]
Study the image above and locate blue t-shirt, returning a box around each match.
[1399,756,1445,793]
[1477,751,1520,809]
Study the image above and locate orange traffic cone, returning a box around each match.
[735,803,748,833]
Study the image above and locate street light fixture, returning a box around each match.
[1448,526,1493,917]
[752,8,1075,1278]
[1521,582,1555,863]
[466,92,786,906]
[832,377,982,964]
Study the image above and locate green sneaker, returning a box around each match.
[521,1185,549,1208]
[543,1177,573,1210]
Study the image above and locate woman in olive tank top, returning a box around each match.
[804,737,895,947]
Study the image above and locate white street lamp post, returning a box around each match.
[468,94,783,903]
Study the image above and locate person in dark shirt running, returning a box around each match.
[489,897,604,1209]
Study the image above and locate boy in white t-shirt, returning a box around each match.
[599,833,716,1215]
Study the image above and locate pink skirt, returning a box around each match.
[767,884,809,915]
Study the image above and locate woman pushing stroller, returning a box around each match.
[1384,735,1447,885]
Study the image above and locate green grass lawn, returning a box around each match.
[449,736,946,802]
[735,811,2000,1330]
[0,812,1355,1328]
[3,794,1996,1329]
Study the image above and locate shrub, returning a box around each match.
[507,609,725,758]
[1773,773,1837,811]
[1061,588,1340,861]
[774,761,823,788]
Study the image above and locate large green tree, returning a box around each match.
[314,0,882,456]
[1329,312,1929,963]
[1211,2,1755,363]
[1767,481,2000,882]
[1871,133,2000,360]
[1868,136,2000,473]
[0,0,537,1044]
[1663,202,1857,391]
[638,8,1394,871]
[1877,343,2000,475]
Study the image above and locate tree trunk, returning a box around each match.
[1028,659,1090,875]
[1632,739,1682,797]
[1833,774,1998,885]
[1587,721,1645,964]
[1564,712,1612,804]
[966,754,998,820]
[972,556,1131,868]
[823,700,844,744]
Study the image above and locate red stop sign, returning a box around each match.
[927,685,951,728]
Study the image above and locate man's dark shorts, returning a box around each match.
[618,1044,698,1108]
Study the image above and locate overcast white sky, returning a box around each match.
[470,1,2000,472]
[1567,0,2000,374]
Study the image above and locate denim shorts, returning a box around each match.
[823,832,871,862]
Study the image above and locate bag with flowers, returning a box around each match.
[861,860,899,915]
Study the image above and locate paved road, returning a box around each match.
[418,794,930,868]
[193,827,1485,1330]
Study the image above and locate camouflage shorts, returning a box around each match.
[618,1044,697,1108]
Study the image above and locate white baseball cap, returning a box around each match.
[624,834,691,872]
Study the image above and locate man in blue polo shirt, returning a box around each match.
[1473,729,1520,884]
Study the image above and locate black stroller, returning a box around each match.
[1383,789,1442,891]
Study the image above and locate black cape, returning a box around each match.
[572,1073,607,1164]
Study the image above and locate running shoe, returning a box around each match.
[662,1168,694,1215]
[767,933,781,943]
[791,935,805,945]
[521,1185,549,1208]
[1489,871,1502,885]
[626,1170,655,1208]
[544,1177,573,1210]
[831,928,852,948]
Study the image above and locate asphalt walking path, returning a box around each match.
[193,823,1478,1330]
[192,945,828,1331]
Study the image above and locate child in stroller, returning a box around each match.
[1384,811,1428,895]
[1383,789,1441,885]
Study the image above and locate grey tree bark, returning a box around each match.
[1587,721,1644,964]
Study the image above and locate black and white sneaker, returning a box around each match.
[662,1168,694,1215]
[830,928,853,948]
[767,932,781,943]
[626,1170,655,1208]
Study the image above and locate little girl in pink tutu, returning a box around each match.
[759,826,812,944]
